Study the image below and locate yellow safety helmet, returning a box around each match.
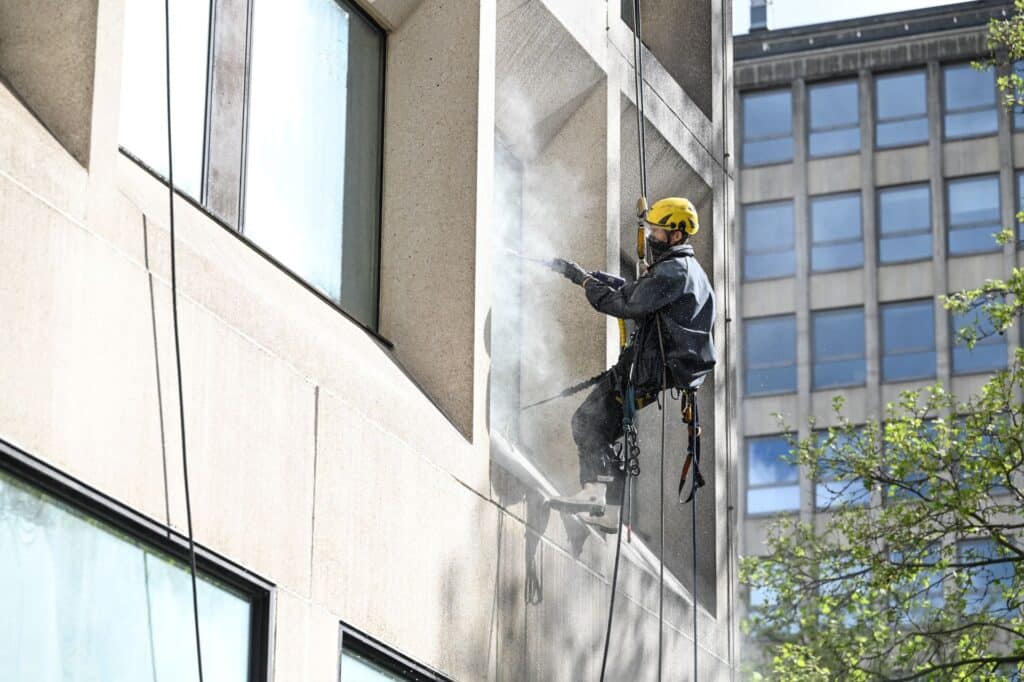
[645,197,699,236]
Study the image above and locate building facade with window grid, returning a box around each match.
[733,0,1021,659]
[0,0,737,680]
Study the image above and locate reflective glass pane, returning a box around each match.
[949,226,1001,255]
[744,202,795,250]
[1019,172,1024,238]
[812,242,864,271]
[748,437,796,486]
[809,81,859,129]
[952,307,1007,375]
[948,176,1001,255]
[245,0,385,328]
[876,71,927,120]
[944,64,998,139]
[876,118,928,148]
[880,234,932,264]
[747,486,801,514]
[959,539,1014,615]
[743,138,794,166]
[0,470,253,682]
[809,128,860,157]
[745,316,797,395]
[743,90,793,139]
[813,308,865,389]
[879,185,931,235]
[881,301,935,382]
[811,193,862,271]
[816,431,869,507]
[744,252,795,281]
[119,0,211,199]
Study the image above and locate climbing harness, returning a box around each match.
[161,3,205,680]
[597,1,704,681]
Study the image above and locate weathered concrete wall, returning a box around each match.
[0,0,736,679]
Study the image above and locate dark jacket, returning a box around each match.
[584,244,716,394]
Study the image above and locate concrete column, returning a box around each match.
[928,61,951,387]
[996,61,1020,362]
[860,69,882,424]
[791,78,813,522]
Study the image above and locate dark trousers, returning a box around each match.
[571,374,626,502]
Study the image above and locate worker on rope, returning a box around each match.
[547,197,716,532]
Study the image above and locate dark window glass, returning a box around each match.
[881,300,936,382]
[743,201,795,280]
[808,80,860,157]
[811,192,863,271]
[245,0,385,328]
[947,176,1002,255]
[958,539,1014,615]
[0,468,256,681]
[1018,171,1024,240]
[951,305,1007,375]
[1015,62,1024,130]
[943,63,998,139]
[876,70,928,148]
[742,90,793,166]
[747,436,799,514]
[812,308,865,389]
[815,429,869,509]
[878,184,932,264]
[745,315,797,396]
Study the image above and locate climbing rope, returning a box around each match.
[162,2,205,680]
[598,2,703,680]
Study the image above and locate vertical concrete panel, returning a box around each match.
[274,590,340,682]
[378,1,488,436]
[927,61,951,384]
[0,0,98,165]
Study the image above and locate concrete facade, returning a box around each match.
[0,1,735,680]
[733,0,1021,664]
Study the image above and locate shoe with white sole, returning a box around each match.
[548,482,607,515]
[583,505,620,534]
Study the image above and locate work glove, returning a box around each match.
[552,258,590,286]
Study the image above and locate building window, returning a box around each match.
[1018,171,1024,241]
[947,175,1002,256]
[808,79,860,158]
[815,429,869,509]
[881,300,936,382]
[878,184,932,264]
[875,70,928,148]
[119,0,386,331]
[0,455,266,682]
[741,89,793,166]
[943,63,998,139]
[810,192,863,271]
[340,622,450,681]
[812,307,865,390]
[1015,61,1024,130]
[958,539,1014,616]
[743,200,795,280]
[744,315,797,396]
[746,436,799,515]
[951,305,1007,375]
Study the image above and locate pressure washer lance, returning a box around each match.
[504,249,627,289]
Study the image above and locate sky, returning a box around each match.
[733,0,972,35]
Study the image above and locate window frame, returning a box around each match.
[873,68,929,151]
[339,621,452,681]
[811,306,867,391]
[742,199,796,282]
[0,436,274,682]
[809,191,864,273]
[745,434,800,517]
[876,182,933,266]
[945,173,1003,257]
[744,314,798,397]
[740,87,795,168]
[118,0,389,336]
[942,62,999,141]
[807,78,861,159]
[880,299,937,383]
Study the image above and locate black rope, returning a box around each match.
[163,2,205,680]
[598,478,630,682]
[632,0,648,199]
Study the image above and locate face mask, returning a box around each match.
[646,235,674,261]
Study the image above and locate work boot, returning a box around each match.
[549,482,607,515]
[583,505,620,534]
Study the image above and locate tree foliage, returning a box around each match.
[740,8,1024,679]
